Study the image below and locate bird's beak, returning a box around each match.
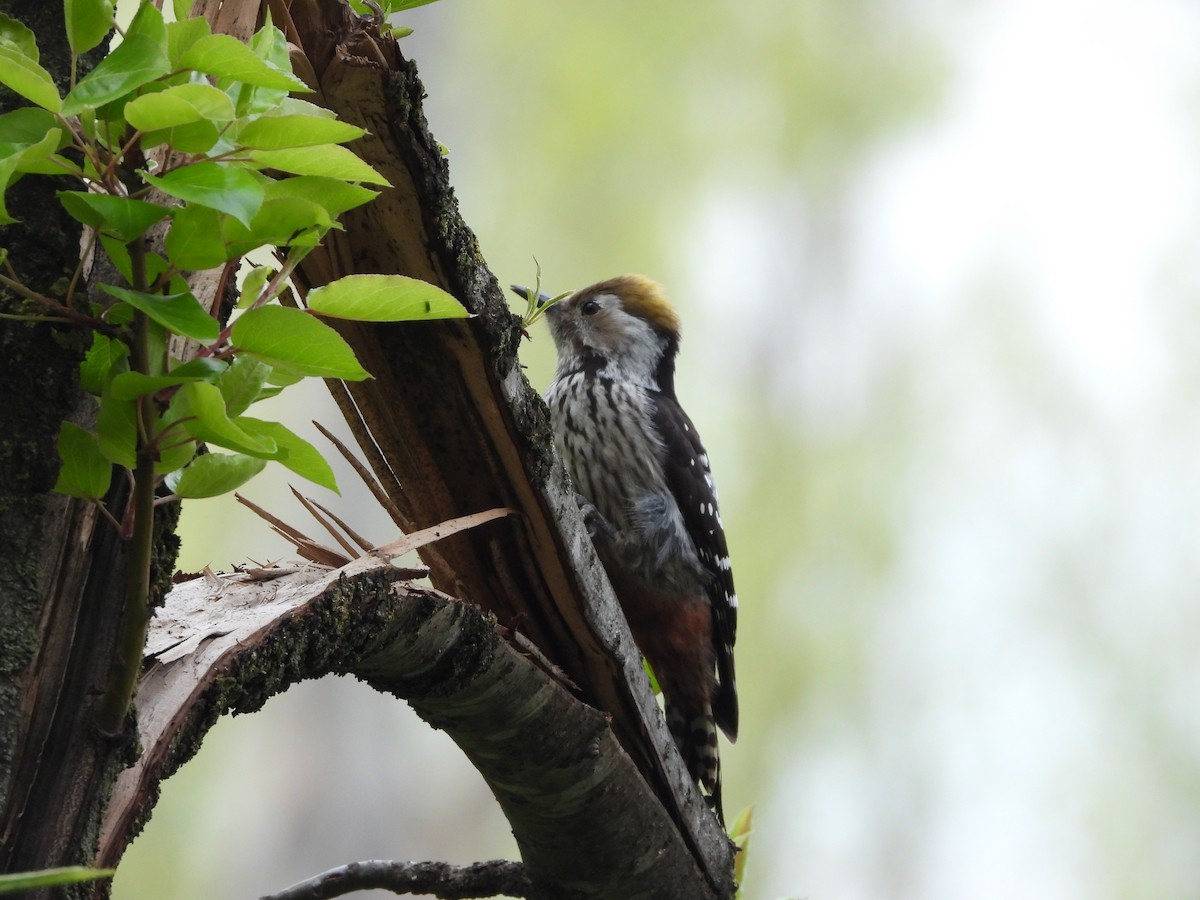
[510,284,554,308]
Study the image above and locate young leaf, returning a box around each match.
[54,422,113,500]
[242,196,333,246]
[108,363,221,402]
[165,15,210,68]
[248,146,390,185]
[237,418,338,491]
[65,0,115,56]
[0,156,21,223]
[62,4,169,115]
[165,203,229,270]
[95,392,137,468]
[142,162,265,228]
[307,274,468,322]
[0,12,39,59]
[154,435,197,477]
[125,83,235,131]
[0,21,62,112]
[217,356,271,416]
[179,381,278,457]
[58,192,170,242]
[0,107,58,145]
[140,120,220,154]
[236,265,272,309]
[265,176,378,219]
[10,127,68,175]
[98,235,169,287]
[169,357,228,379]
[230,306,370,380]
[180,34,308,91]
[100,285,219,344]
[167,451,267,499]
[0,127,62,215]
[79,333,129,395]
[235,115,365,150]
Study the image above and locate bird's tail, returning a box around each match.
[667,701,724,824]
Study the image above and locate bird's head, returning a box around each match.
[511,274,681,388]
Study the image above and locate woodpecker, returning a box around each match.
[512,274,738,821]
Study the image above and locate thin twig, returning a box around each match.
[266,525,348,567]
[307,498,374,552]
[312,419,408,529]
[288,485,361,560]
[235,492,316,546]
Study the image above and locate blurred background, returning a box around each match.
[113,0,1200,897]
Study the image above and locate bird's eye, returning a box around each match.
[580,299,600,316]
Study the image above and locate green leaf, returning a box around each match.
[165,203,229,270]
[0,125,63,206]
[79,333,129,395]
[265,176,378,219]
[0,867,115,892]
[180,34,308,91]
[0,12,39,59]
[179,381,277,456]
[100,285,219,343]
[0,156,20,223]
[58,192,170,242]
[307,274,468,322]
[231,306,370,381]
[62,4,168,115]
[8,127,69,175]
[172,0,197,20]
[125,83,235,131]
[238,418,337,492]
[142,162,265,228]
[65,0,115,56]
[167,451,266,498]
[107,360,223,402]
[226,196,333,247]
[0,45,62,113]
[273,97,338,119]
[98,235,169,288]
[0,107,57,144]
[248,146,390,185]
[236,115,365,150]
[217,356,271,416]
[153,434,197,477]
[140,119,220,154]
[95,392,137,468]
[236,265,272,309]
[169,357,228,379]
[165,16,209,69]
[54,423,113,499]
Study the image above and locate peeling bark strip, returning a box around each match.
[98,563,718,899]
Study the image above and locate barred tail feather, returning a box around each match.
[667,701,724,824]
